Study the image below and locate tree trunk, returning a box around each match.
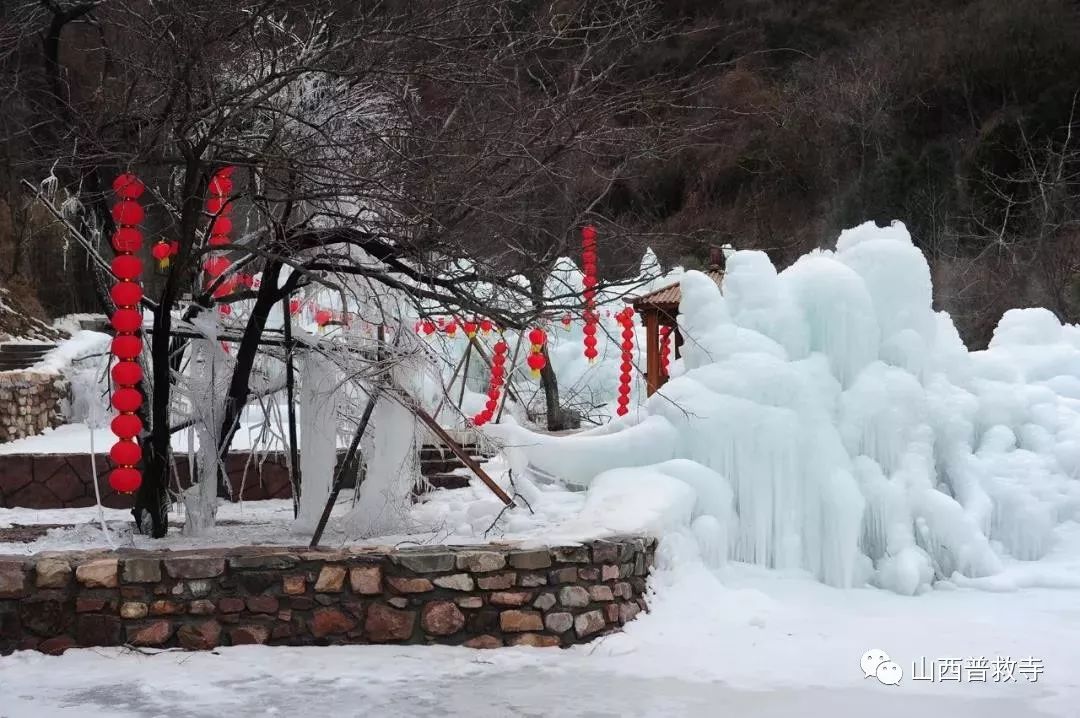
[538,345,567,431]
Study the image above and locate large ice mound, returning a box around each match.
[497,221,1080,594]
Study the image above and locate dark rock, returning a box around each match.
[227,554,298,571]
[38,635,77,655]
[421,601,464,636]
[178,620,221,650]
[499,610,543,632]
[462,634,503,649]
[245,596,279,614]
[311,608,356,638]
[229,624,270,645]
[127,620,174,646]
[163,557,225,580]
[121,558,162,584]
[392,551,455,573]
[551,546,589,564]
[19,598,67,636]
[507,549,551,570]
[217,597,245,613]
[476,572,515,590]
[365,604,415,642]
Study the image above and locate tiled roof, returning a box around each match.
[628,269,724,308]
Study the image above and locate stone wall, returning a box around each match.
[0,538,655,655]
[0,372,67,443]
[0,452,295,509]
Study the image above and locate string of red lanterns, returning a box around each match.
[526,327,547,378]
[472,338,509,426]
[203,167,234,315]
[108,173,146,494]
[581,225,599,362]
[615,307,635,416]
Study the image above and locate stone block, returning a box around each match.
[619,602,642,624]
[76,598,106,613]
[245,596,279,614]
[75,559,118,588]
[311,607,357,638]
[547,567,578,584]
[455,596,483,609]
[518,572,547,588]
[227,554,298,571]
[178,620,221,650]
[314,565,347,592]
[574,610,605,638]
[18,598,67,636]
[499,610,543,632]
[218,597,245,614]
[578,567,600,581]
[163,557,225,580]
[282,574,306,595]
[229,624,270,645]
[508,633,560,648]
[127,620,174,646]
[544,611,573,634]
[38,635,77,655]
[365,604,416,642]
[421,601,465,636]
[188,600,216,615]
[488,591,532,607]
[462,634,503,649]
[476,572,515,590]
[532,593,556,612]
[601,564,620,582]
[507,549,551,570]
[591,541,620,564]
[550,546,589,564]
[588,585,614,602]
[121,558,162,584]
[558,586,589,608]
[34,558,71,588]
[120,602,148,619]
[433,573,474,591]
[387,576,433,594]
[76,614,121,646]
[456,550,506,573]
[466,610,500,635]
[349,566,382,594]
[392,551,455,574]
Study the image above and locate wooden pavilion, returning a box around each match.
[628,250,725,396]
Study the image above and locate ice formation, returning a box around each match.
[496,221,1080,594]
[293,351,345,533]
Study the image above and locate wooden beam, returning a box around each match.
[644,309,661,397]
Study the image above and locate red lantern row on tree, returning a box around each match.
[108,173,146,494]
[473,338,509,426]
[581,225,599,362]
[527,327,547,378]
[204,167,235,315]
[615,307,635,416]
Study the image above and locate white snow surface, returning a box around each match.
[493,221,1080,595]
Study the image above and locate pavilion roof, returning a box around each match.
[628,268,724,311]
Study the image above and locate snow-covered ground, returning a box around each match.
[1,543,1076,717]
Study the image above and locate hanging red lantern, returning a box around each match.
[585,346,599,360]
[203,257,230,277]
[110,413,142,440]
[210,216,233,235]
[527,352,546,377]
[112,387,142,413]
[315,309,332,326]
[112,173,145,200]
[109,467,142,494]
[152,241,171,270]
[561,313,572,331]
[421,320,436,335]
[528,327,546,351]
[111,254,142,280]
[111,360,143,386]
[479,319,493,335]
[464,321,478,338]
[581,225,599,363]
[660,325,673,375]
[493,340,508,355]
[110,309,142,334]
[112,227,143,253]
[289,299,302,315]
[581,225,597,243]
[583,323,597,336]
[614,309,635,416]
[445,320,458,336]
[111,200,144,226]
[109,439,142,466]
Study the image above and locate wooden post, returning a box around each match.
[644,309,661,396]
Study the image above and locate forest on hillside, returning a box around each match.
[1,0,1078,346]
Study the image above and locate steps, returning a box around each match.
[0,343,56,372]
[415,442,494,496]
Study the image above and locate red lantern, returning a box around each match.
[110,309,142,334]
[485,398,498,412]
[112,200,144,225]
[219,304,232,316]
[583,323,597,336]
[109,439,142,466]
[445,321,457,336]
[584,336,597,348]
[112,173,145,199]
[209,175,233,197]
[480,319,493,334]
[112,387,143,412]
[421,320,436,335]
[203,257,230,277]
[528,328,546,347]
[315,309,332,326]
[464,321,478,338]
[151,241,171,270]
[206,196,230,215]
[581,225,597,243]
[111,413,142,440]
[111,335,142,360]
[112,227,143,252]
[493,340,508,355]
[209,234,229,247]
[111,254,142,280]
[585,346,599,360]
[527,352,546,377]
[289,299,302,315]
[111,360,143,386]
[109,467,142,493]
[583,275,597,289]
[108,283,140,311]
[620,361,633,374]
[561,313,572,331]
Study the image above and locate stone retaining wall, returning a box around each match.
[0,452,294,510]
[0,538,655,655]
[0,372,67,444]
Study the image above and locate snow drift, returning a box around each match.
[496,221,1080,594]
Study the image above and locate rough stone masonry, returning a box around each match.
[0,537,656,654]
[0,371,67,443]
